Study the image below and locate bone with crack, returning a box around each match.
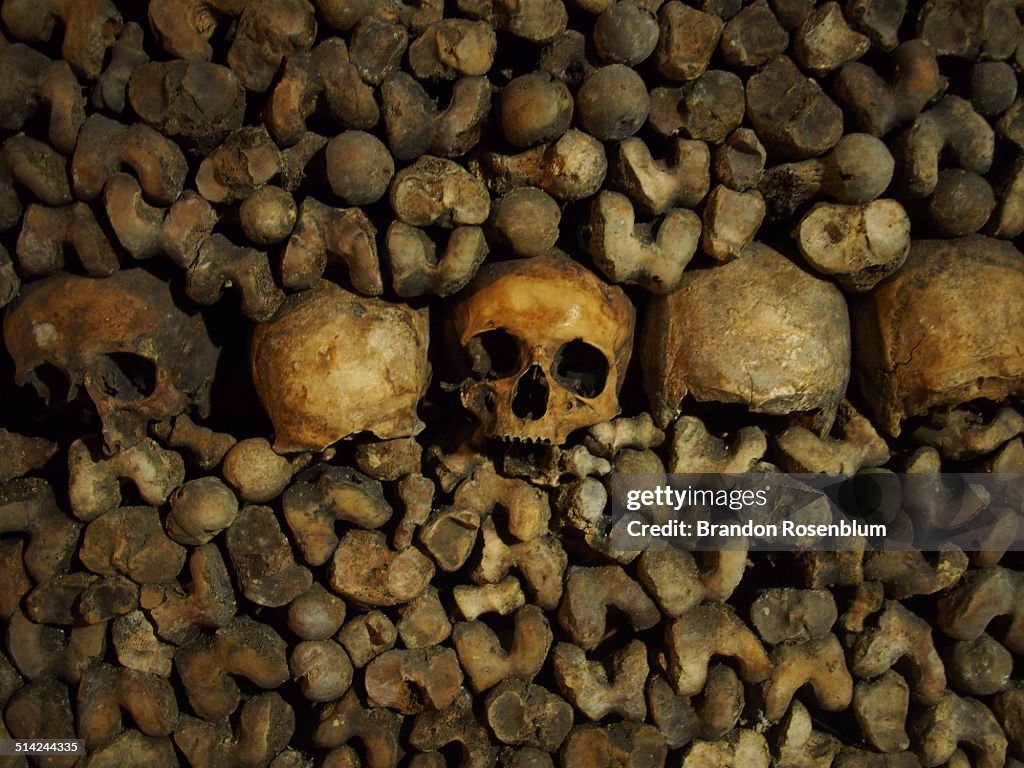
[664,603,772,696]
[795,199,910,291]
[80,506,186,585]
[337,610,398,669]
[283,465,393,566]
[103,174,217,267]
[701,185,765,261]
[0,43,85,156]
[553,640,648,721]
[314,690,402,768]
[145,543,236,646]
[745,55,843,160]
[561,723,668,768]
[656,2,723,80]
[68,434,185,521]
[127,60,245,149]
[175,615,290,721]
[477,130,608,201]
[585,190,701,292]
[381,72,492,161]
[720,0,788,66]
[175,692,295,768]
[643,243,850,431]
[150,414,236,472]
[647,667,744,748]
[852,236,1024,437]
[648,69,745,142]
[16,203,117,279]
[264,38,378,146]
[770,699,841,768]
[252,281,430,452]
[850,600,947,705]
[225,505,313,607]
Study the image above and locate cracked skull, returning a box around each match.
[642,243,851,432]
[3,269,220,453]
[852,236,1024,437]
[450,252,635,444]
[251,280,431,453]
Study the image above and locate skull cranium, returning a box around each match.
[3,269,220,453]
[641,243,851,432]
[450,252,635,445]
[251,280,431,453]
[852,236,1024,436]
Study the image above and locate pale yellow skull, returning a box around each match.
[450,252,635,445]
[852,236,1024,436]
[642,243,851,432]
[251,281,431,453]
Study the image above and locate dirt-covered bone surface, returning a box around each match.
[0,1,1023,767]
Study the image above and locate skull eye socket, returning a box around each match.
[465,329,522,379]
[96,353,157,402]
[553,339,609,399]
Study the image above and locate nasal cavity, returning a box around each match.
[511,365,549,420]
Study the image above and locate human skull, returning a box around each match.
[251,281,431,453]
[3,269,220,454]
[851,236,1024,437]
[642,243,850,432]
[450,252,635,445]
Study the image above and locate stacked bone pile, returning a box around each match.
[2,0,1024,766]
